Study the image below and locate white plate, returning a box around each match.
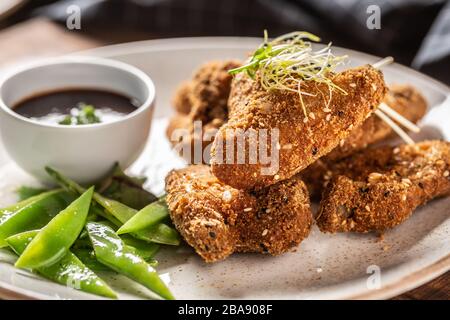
[0,37,449,300]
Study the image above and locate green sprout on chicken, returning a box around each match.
[229,31,348,118]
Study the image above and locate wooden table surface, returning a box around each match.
[0,18,448,300]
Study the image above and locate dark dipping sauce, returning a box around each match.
[13,88,140,125]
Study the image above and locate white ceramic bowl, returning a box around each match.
[0,56,155,184]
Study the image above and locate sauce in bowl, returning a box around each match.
[13,88,140,125]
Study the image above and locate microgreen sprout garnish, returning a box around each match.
[229,30,348,118]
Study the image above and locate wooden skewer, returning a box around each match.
[374,109,415,145]
[370,57,420,144]
[379,102,421,133]
[372,56,394,69]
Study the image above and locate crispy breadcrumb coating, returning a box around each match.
[302,84,428,199]
[170,84,425,169]
[316,140,450,233]
[211,65,387,190]
[172,82,192,115]
[165,165,312,262]
[167,60,241,163]
[326,85,427,161]
[168,60,424,173]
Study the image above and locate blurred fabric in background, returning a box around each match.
[1,0,449,84]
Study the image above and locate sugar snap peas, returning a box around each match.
[1,167,176,300]
[92,193,136,223]
[46,167,180,245]
[97,163,157,210]
[75,220,160,262]
[121,235,160,260]
[136,223,180,245]
[0,190,75,247]
[6,230,117,299]
[15,186,48,201]
[90,204,122,227]
[91,197,180,246]
[0,192,47,217]
[16,187,94,269]
[88,220,160,261]
[72,248,111,272]
[74,247,158,269]
[46,166,136,221]
[86,222,174,300]
[117,197,169,235]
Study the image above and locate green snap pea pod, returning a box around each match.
[0,189,67,218]
[0,190,53,217]
[94,221,160,261]
[74,221,160,261]
[15,186,49,201]
[0,190,75,247]
[46,167,180,245]
[135,223,180,245]
[92,193,136,223]
[16,187,94,269]
[72,248,111,272]
[78,230,89,239]
[97,163,157,210]
[74,247,158,270]
[90,204,122,227]
[91,197,180,246]
[46,167,136,222]
[78,208,102,239]
[117,197,169,235]
[86,222,174,300]
[6,230,117,299]
[121,235,160,260]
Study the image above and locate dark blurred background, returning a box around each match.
[1,0,449,84]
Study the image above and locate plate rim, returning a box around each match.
[80,36,449,94]
[0,36,449,300]
[347,254,450,300]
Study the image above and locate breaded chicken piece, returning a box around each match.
[326,84,427,161]
[211,65,387,190]
[166,113,224,164]
[172,82,192,115]
[167,60,241,163]
[316,140,450,233]
[170,84,425,169]
[165,165,312,262]
[301,85,428,199]
[169,60,423,169]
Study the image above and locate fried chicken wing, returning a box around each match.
[325,84,427,161]
[165,165,312,262]
[166,60,241,163]
[172,82,192,115]
[211,65,387,190]
[301,85,428,199]
[316,140,450,233]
